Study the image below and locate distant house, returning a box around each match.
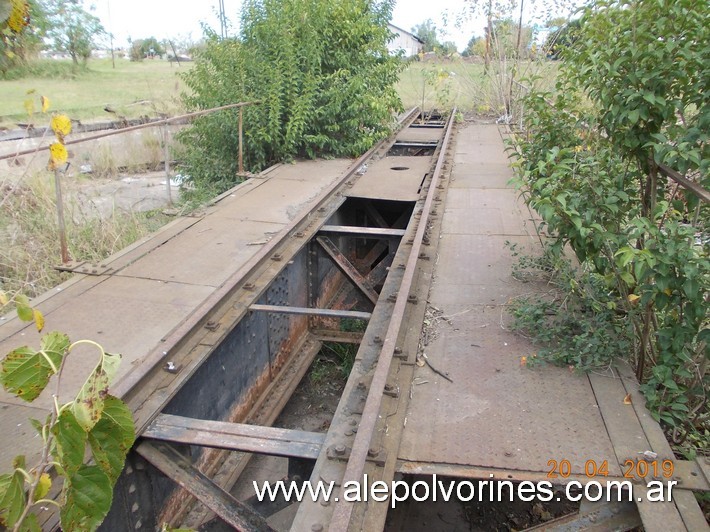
[387,23,423,57]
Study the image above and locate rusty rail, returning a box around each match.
[327,108,457,531]
[113,107,421,415]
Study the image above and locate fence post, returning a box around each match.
[53,168,69,264]
[163,125,173,205]
[238,106,244,174]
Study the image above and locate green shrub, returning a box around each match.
[176,0,404,197]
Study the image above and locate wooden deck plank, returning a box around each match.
[143,414,325,459]
[589,370,687,531]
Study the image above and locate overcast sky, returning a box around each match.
[91,0,570,52]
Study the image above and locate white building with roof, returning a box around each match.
[387,23,423,57]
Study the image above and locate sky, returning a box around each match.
[90,0,571,52]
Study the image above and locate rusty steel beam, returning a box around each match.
[318,225,406,238]
[311,329,364,344]
[114,107,420,408]
[249,304,371,321]
[364,202,390,228]
[327,109,457,531]
[658,163,710,204]
[143,414,326,459]
[136,442,274,532]
[316,236,379,306]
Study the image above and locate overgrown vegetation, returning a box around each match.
[0,294,135,531]
[1,175,171,298]
[177,0,405,198]
[510,0,708,457]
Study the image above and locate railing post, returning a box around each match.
[163,125,173,205]
[238,106,244,174]
[53,167,69,264]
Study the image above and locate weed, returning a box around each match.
[310,342,357,385]
[508,244,635,371]
[0,173,170,299]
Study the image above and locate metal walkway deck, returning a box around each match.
[395,124,707,532]
[0,158,352,472]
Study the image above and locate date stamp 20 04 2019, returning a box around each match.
[546,458,675,481]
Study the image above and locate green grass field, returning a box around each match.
[396,58,559,115]
[0,58,189,127]
[0,56,560,128]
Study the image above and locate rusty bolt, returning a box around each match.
[334,444,346,456]
[294,231,305,238]
[357,382,366,390]
[407,294,418,303]
[394,347,403,354]
[368,447,380,458]
[271,253,282,261]
[374,336,383,344]
[384,383,394,392]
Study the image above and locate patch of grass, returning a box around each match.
[0,58,190,128]
[0,173,171,299]
[310,342,357,385]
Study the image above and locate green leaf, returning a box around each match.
[88,396,135,483]
[18,512,41,532]
[0,470,27,528]
[52,409,88,476]
[16,304,33,322]
[71,351,121,431]
[40,331,70,357]
[60,465,113,532]
[0,341,63,401]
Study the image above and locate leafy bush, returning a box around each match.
[176,0,404,197]
[510,0,709,456]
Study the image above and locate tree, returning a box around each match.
[545,18,581,59]
[177,0,404,196]
[486,18,533,59]
[41,0,104,65]
[462,35,484,57]
[514,0,709,445]
[0,0,31,74]
[411,19,439,53]
[129,36,166,61]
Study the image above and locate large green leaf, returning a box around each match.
[52,409,87,476]
[0,469,27,528]
[0,331,69,401]
[18,512,41,532]
[71,351,121,431]
[60,465,113,531]
[88,396,135,483]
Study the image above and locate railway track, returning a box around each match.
[130,108,456,531]
[2,106,706,531]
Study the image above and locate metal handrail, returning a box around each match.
[0,101,260,162]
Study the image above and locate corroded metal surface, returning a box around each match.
[398,124,618,475]
[0,158,353,472]
[347,156,432,202]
